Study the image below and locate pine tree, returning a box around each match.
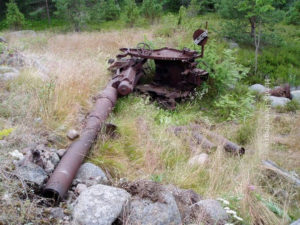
[6,0,25,30]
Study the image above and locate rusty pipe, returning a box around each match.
[44,83,118,200]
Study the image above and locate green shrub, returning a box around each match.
[214,85,255,121]
[141,0,163,24]
[123,0,139,27]
[0,128,14,140]
[194,41,249,96]
[235,120,256,145]
[6,0,25,30]
[275,100,300,113]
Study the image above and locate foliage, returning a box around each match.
[214,86,255,121]
[195,42,249,95]
[123,0,139,27]
[235,119,256,144]
[187,0,201,17]
[140,0,163,24]
[286,0,300,25]
[276,100,300,113]
[54,0,89,31]
[102,0,121,21]
[0,128,14,140]
[5,0,25,30]
[163,0,190,12]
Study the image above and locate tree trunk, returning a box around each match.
[254,20,261,76]
[45,0,51,25]
[249,17,256,38]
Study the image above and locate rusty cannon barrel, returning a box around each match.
[44,59,146,200]
[44,83,117,200]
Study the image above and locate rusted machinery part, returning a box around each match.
[172,125,245,155]
[44,83,118,200]
[117,47,201,61]
[200,129,245,155]
[192,133,217,151]
[269,83,291,99]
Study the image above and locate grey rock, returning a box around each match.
[291,86,300,91]
[0,140,8,147]
[0,36,7,43]
[49,207,65,219]
[290,218,300,225]
[188,153,209,167]
[291,90,300,104]
[125,191,182,225]
[192,199,228,225]
[164,185,202,224]
[249,84,267,94]
[20,144,60,173]
[229,41,239,49]
[9,150,24,161]
[67,129,79,140]
[15,163,47,186]
[0,66,20,80]
[268,96,291,108]
[57,149,66,158]
[73,184,131,225]
[75,162,108,186]
[75,183,87,194]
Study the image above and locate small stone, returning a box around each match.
[67,129,79,140]
[73,184,131,225]
[192,199,228,225]
[50,207,65,219]
[9,150,24,161]
[14,163,47,186]
[268,96,291,108]
[75,162,108,186]
[0,140,8,147]
[0,36,7,43]
[57,149,67,158]
[188,153,209,167]
[291,90,300,104]
[249,84,267,94]
[75,183,87,194]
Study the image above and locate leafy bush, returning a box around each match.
[187,0,201,17]
[6,0,25,30]
[235,119,256,145]
[102,0,121,21]
[194,41,249,96]
[214,86,255,121]
[275,100,300,113]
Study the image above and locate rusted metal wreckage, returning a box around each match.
[44,29,210,200]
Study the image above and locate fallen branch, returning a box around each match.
[262,160,300,188]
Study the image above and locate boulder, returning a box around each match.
[14,162,47,186]
[249,84,267,94]
[188,153,209,167]
[268,96,291,108]
[164,185,202,224]
[125,191,182,225]
[291,90,300,104]
[9,149,24,161]
[73,184,131,225]
[67,129,79,140]
[75,162,108,186]
[192,199,228,225]
[0,66,20,80]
